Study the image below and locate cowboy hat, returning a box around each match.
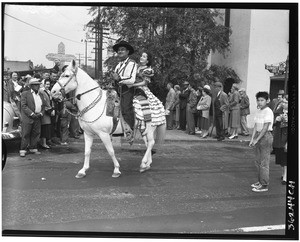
[113,40,134,55]
[278,90,285,95]
[28,78,41,85]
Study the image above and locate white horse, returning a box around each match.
[51,60,166,178]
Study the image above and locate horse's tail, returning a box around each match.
[155,122,166,146]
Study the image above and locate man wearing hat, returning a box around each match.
[178,81,191,130]
[270,89,286,154]
[269,89,285,112]
[213,81,229,141]
[239,88,250,136]
[111,40,137,141]
[19,78,45,157]
[165,82,176,130]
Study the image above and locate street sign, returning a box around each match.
[46,53,76,62]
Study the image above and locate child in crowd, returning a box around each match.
[249,91,274,192]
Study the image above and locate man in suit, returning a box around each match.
[213,81,229,141]
[165,83,176,130]
[186,84,198,135]
[179,81,190,131]
[19,78,45,157]
[239,88,250,136]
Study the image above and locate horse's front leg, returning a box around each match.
[75,132,93,178]
[98,132,121,178]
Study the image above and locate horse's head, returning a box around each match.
[51,59,78,100]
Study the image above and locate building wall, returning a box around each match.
[210,9,289,128]
[210,9,252,89]
[4,60,33,72]
[246,9,289,127]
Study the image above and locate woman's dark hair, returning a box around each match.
[145,52,153,67]
[33,73,41,79]
[256,91,269,101]
[44,79,51,85]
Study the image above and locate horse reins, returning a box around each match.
[57,68,106,123]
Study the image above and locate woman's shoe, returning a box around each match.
[41,144,50,149]
[229,135,238,139]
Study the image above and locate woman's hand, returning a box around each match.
[111,72,120,81]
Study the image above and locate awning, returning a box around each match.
[270,74,288,81]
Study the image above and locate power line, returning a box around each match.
[4,12,83,44]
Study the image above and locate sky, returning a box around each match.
[4,4,97,68]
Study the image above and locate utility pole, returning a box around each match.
[85,40,87,68]
[86,7,110,80]
[75,53,84,67]
[98,7,102,80]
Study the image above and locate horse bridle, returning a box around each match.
[56,68,78,98]
[56,68,101,101]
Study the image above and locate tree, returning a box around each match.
[87,7,239,100]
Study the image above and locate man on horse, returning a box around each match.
[111,40,137,142]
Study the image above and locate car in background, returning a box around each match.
[2,101,22,169]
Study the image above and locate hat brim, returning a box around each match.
[113,43,134,55]
[29,82,41,85]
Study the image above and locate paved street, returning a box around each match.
[2,130,286,236]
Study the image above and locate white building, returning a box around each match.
[209,9,289,127]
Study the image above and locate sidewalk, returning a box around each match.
[69,128,252,144]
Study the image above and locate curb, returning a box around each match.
[69,137,251,144]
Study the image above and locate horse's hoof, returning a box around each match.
[140,166,150,173]
[75,173,86,179]
[112,172,121,178]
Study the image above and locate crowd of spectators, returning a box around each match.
[164,76,253,140]
[3,67,81,157]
